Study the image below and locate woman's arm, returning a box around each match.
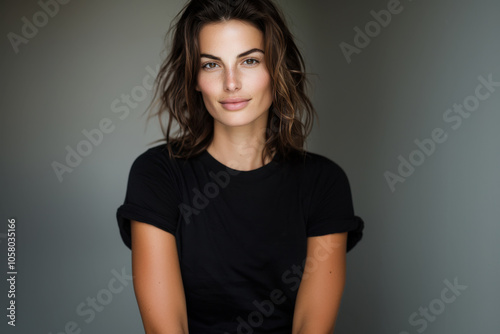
[291,232,348,334]
[131,220,189,334]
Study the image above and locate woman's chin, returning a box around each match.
[213,113,267,129]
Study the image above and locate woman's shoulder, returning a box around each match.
[286,149,347,177]
[129,142,186,175]
[135,141,187,161]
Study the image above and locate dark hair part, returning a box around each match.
[146,0,316,163]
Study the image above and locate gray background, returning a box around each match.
[1,0,498,333]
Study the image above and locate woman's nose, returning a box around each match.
[223,68,241,92]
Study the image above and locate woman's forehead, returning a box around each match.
[198,20,264,54]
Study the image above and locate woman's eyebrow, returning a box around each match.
[200,48,264,60]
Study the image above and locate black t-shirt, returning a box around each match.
[116,143,364,334]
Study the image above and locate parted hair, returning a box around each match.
[146,0,316,163]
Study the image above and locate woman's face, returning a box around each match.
[196,19,273,129]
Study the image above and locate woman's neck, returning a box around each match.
[207,120,274,171]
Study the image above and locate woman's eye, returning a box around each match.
[202,62,219,69]
[244,58,259,65]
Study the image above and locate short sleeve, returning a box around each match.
[116,149,180,250]
[306,158,364,252]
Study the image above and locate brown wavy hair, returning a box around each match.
[146,0,316,163]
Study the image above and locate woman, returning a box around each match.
[116,0,364,333]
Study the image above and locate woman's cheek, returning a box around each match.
[252,68,270,89]
[198,73,219,94]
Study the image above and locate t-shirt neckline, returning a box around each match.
[199,148,280,181]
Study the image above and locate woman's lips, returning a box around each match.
[220,98,251,111]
